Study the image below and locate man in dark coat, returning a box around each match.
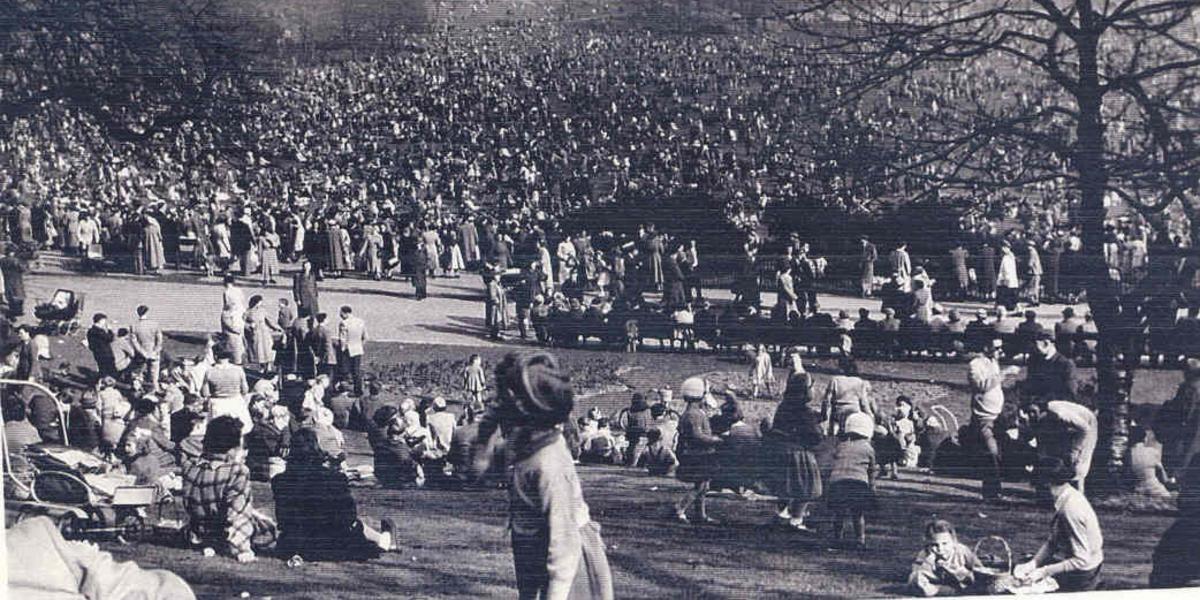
[229,216,255,277]
[1156,357,1200,479]
[26,386,63,444]
[86,313,118,379]
[14,325,39,381]
[0,250,27,318]
[292,259,320,317]
[410,246,429,300]
[1024,331,1078,404]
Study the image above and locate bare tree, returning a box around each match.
[776,0,1200,490]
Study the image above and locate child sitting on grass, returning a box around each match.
[827,412,876,549]
[908,519,984,596]
[639,428,678,477]
[580,418,623,465]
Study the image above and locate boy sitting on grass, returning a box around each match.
[908,519,984,596]
[639,428,678,477]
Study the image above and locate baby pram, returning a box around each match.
[34,289,86,335]
[2,379,168,540]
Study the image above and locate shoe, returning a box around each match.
[380,518,397,551]
[697,516,720,525]
[675,511,689,523]
[788,518,811,531]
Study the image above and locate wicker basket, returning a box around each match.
[973,535,1012,593]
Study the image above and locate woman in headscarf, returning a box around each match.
[272,428,397,561]
[476,352,613,600]
[764,349,824,530]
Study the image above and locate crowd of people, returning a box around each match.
[6,271,1200,594]
[6,10,1200,599]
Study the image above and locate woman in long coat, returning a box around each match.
[362,225,384,280]
[244,294,282,372]
[143,214,166,273]
[764,351,824,530]
[327,221,351,274]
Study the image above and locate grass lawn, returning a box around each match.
[34,335,1187,599]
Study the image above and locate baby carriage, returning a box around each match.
[34,289,86,335]
[2,379,170,540]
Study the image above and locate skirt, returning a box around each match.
[770,445,823,502]
[826,479,875,515]
[676,452,716,483]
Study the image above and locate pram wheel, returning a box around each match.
[57,513,81,539]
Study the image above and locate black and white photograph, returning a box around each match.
[3,0,1200,598]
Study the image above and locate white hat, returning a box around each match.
[680,377,707,401]
[844,412,875,439]
[432,396,447,410]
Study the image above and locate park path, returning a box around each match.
[23,252,1085,347]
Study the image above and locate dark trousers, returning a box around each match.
[343,353,364,396]
[998,286,1019,311]
[516,306,531,339]
[1054,565,1102,592]
[975,417,1003,498]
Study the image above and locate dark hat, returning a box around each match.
[1035,329,1055,341]
[496,352,574,427]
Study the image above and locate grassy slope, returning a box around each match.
[40,335,1182,599]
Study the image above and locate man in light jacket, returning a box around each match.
[130,305,164,390]
[337,305,368,397]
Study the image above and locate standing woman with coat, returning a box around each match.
[244,295,282,374]
[764,350,824,530]
[257,221,281,286]
[674,376,724,524]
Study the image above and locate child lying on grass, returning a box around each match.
[908,519,984,596]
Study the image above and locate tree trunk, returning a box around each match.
[1074,14,1130,495]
